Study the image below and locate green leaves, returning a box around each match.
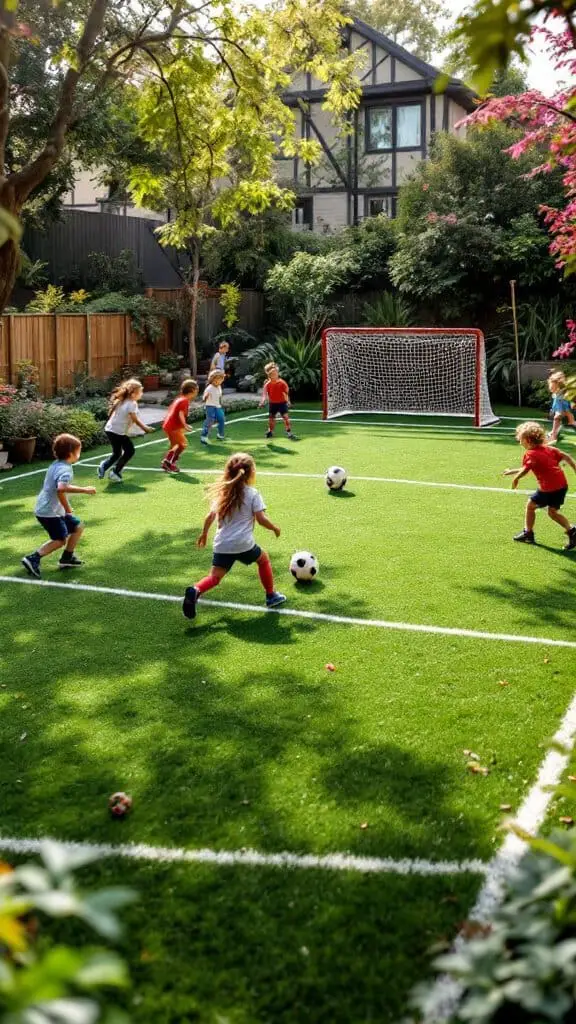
[0,208,22,249]
[448,0,536,95]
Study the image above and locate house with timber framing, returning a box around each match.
[277,17,477,232]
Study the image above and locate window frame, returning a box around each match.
[365,100,424,154]
[364,194,397,220]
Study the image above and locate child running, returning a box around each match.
[210,340,230,375]
[183,451,286,619]
[21,433,96,578]
[546,370,576,443]
[161,378,199,472]
[98,378,154,482]
[200,369,225,445]
[259,362,298,441]
[504,420,576,549]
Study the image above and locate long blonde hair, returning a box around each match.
[207,452,255,522]
[109,377,143,413]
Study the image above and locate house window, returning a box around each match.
[366,103,422,151]
[293,197,313,230]
[367,196,395,219]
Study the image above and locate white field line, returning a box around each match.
[424,686,576,1022]
[283,416,560,437]
[0,835,487,878]
[73,463,576,500]
[2,575,575,649]
[0,414,262,485]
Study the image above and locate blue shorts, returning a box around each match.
[552,397,572,415]
[36,514,82,541]
[212,545,262,570]
[269,402,289,417]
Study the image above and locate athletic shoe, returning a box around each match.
[21,553,41,578]
[217,435,225,441]
[200,436,209,446]
[183,586,198,619]
[161,459,172,472]
[265,430,273,439]
[168,462,180,473]
[287,433,299,442]
[109,470,123,482]
[59,553,84,569]
[565,526,576,550]
[266,591,287,608]
[513,529,536,544]
[97,460,108,480]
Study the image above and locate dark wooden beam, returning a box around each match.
[298,100,349,188]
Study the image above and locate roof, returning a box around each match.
[284,17,478,114]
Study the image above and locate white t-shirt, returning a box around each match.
[213,486,265,553]
[204,384,222,408]
[106,399,138,435]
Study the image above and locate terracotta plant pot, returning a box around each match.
[142,374,160,391]
[10,436,37,464]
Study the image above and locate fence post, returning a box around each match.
[86,313,92,374]
[53,313,59,396]
[124,315,130,366]
[7,314,14,384]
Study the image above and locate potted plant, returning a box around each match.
[158,350,183,385]
[4,401,41,463]
[137,361,161,391]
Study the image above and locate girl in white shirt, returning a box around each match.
[183,451,286,619]
[98,378,154,482]
[200,369,225,445]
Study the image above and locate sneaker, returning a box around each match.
[161,459,172,472]
[266,591,287,608]
[109,470,123,482]
[59,553,84,569]
[200,436,209,446]
[217,435,225,441]
[565,526,576,551]
[21,553,41,578]
[513,529,536,544]
[97,460,108,480]
[287,433,299,442]
[265,430,273,439]
[168,462,180,473]
[183,586,198,620]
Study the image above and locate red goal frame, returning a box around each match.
[321,326,489,427]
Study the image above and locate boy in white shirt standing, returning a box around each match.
[201,369,226,445]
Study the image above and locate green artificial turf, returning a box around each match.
[0,406,574,1021]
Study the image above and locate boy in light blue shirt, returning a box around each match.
[21,433,96,579]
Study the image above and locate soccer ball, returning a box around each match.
[290,551,319,582]
[108,792,133,818]
[326,466,347,491]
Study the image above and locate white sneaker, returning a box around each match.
[97,460,107,480]
[109,470,123,482]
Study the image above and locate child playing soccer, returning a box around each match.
[210,340,230,375]
[161,378,199,472]
[183,451,286,619]
[546,371,576,443]
[98,378,154,482]
[504,421,576,549]
[21,433,96,578]
[259,362,298,441]
[200,369,225,445]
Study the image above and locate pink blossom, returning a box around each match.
[426,212,439,223]
[422,183,430,191]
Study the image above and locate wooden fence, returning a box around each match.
[0,313,172,397]
[148,286,265,344]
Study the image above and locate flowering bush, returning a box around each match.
[553,321,576,360]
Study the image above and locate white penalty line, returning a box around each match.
[0,835,486,878]
[74,463,576,500]
[425,685,576,1022]
[1,575,575,649]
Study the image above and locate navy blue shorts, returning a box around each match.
[531,487,568,509]
[212,545,262,570]
[36,514,82,541]
[269,402,289,417]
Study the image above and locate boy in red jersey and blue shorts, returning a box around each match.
[259,362,298,441]
[504,421,576,549]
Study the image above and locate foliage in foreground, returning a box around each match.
[245,336,321,398]
[0,842,134,1024]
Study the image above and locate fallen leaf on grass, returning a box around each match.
[467,762,489,776]
[568,776,576,783]
[463,750,480,760]
[459,920,492,940]
[544,658,550,664]
[325,663,336,672]
[360,822,369,830]
[497,680,509,687]
[499,804,512,812]
[559,816,574,826]
[19,733,27,743]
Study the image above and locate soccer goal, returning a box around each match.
[322,327,499,427]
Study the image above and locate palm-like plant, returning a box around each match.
[244,334,321,397]
[361,290,415,328]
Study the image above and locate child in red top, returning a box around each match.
[161,379,199,472]
[259,362,298,441]
[504,420,576,548]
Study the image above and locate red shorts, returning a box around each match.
[165,428,188,449]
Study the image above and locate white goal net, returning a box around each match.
[322,328,498,427]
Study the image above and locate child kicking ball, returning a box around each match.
[504,421,576,549]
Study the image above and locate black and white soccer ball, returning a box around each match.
[325,466,347,491]
[290,551,319,582]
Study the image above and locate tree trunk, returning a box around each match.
[187,245,200,377]
[0,184,20,314]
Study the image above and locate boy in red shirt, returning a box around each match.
[504,421,576,548]
[161,379,199,472]
[259,362,298,441]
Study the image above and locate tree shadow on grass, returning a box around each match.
[472,566,576,632]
